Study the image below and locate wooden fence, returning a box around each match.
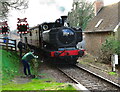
[0,38,17,51]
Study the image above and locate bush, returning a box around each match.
[98,36,120,64]
[30,59,41,75]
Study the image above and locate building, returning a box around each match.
[84,0,120,56]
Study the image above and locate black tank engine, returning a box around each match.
[21,16,84,64]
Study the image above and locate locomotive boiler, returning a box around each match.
[21,16,84,64]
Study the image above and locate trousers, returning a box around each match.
[22,60,31,75]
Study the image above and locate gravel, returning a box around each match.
[38,62,74,83]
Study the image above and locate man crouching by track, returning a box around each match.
[21,49,38,78]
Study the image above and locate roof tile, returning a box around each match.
[85,2,119,32]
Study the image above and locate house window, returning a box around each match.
[95,19,103,28]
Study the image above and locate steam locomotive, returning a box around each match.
[20,16,84,64]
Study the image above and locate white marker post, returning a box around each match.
[111,54,118,72]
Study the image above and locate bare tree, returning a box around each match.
[67,0,94,30]
[0,0,28,20]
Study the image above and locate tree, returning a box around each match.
[67,0,94,30]
[0,0,28,20]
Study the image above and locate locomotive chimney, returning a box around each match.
[61,16,67,25]
[94,0,104,16]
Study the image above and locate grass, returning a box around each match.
[0,49,2,92]
[1,49,20,84]
[108,72,117,75]
[2,78,76,90]
[1,49,77,91]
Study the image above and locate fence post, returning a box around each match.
[6,39,8,51]
[14,40,17,51]
[0,38,17,51]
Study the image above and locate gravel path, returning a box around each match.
[12,60,74,84]
[38,62,74,83]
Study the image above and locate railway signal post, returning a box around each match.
[17,18,29,34]
[0,21,10,35]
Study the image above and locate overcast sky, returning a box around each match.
[8,0,120,30]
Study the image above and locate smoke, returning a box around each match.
[58,6,65,12]
[39,0,56,5]
[39,0,66,13]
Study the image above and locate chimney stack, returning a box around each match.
[94,0,104,16]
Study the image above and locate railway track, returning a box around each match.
[57,64,120,91]
[57,66,89,91]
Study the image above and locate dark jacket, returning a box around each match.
[17,41,23,49]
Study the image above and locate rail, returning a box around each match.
[0,38,17,51]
